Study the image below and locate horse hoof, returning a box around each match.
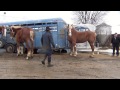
[89,55,94,58]
[73,55,77,57]
[70,54,72,56]
[26,57,29,60]
[70,53,73,56]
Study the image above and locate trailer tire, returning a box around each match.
[34,49,38,54]
[0,39,5,48]
[5,44,15,53]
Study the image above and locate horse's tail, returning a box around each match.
[30,30,35,42]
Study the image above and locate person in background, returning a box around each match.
[111,33,120,56]
[41,26,55,67]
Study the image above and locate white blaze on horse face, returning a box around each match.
[68,24,72,36]
[3,27,6,37]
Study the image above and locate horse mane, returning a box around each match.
[0,26,5,29]
[0,26,5,35]
[10,25,23,32]
[11,26,22,29]
[71,27,80,33]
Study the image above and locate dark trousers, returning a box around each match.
[112,44,119,56]
[43,49,52,63]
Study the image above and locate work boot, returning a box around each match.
[47,62,53,67]
[41,61,45,65]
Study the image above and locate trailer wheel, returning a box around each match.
[0,39,4,48]
[5,44,15,53]
[61,49,67,53]
[34,49,38,54]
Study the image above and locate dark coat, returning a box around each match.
[41,31,55,51]
[111,35,120,46]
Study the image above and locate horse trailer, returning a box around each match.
[0,18,70,53]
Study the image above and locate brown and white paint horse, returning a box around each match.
[10,26,35,60]
[66,24,96,57]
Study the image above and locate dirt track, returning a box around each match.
[0,52,120,79]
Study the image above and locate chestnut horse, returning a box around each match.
[0,26,6,37]
[10,26,35,60]
[66,24,96,57]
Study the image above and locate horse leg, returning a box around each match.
[71,41,77,57]
[17,43,20,56]
[70,48,73,56]
[30,40,34,58]
[89,42,95,57]
[70,44,75,56]
[70,42,78,57]
[73,44,78,56]
[72,45,75,56]
[26,41,31,60]
[30,30,34,58]
[19,43,24,55]
[69,42,73,56]
[20,45,24,55]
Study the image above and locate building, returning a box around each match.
[95,23,112,47]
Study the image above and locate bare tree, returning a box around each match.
[72,11,108,25]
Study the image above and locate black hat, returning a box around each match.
[46,26,51,31]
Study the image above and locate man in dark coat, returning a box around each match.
[111,33,120,56]
[41,26,55,67]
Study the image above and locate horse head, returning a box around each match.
[0,26,6,37]
[9,25,22,39]
[66,24,74,36]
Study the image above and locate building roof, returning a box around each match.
[96,23,111,27]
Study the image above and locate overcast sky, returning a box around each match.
[0,11,74,24]
[0,11,120,34]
